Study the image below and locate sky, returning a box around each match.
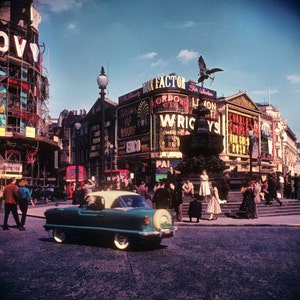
[38,0,300,136]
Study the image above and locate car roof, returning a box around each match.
[87,191,140,209]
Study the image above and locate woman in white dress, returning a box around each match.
[199,169,210,201]
[207,181,222,220]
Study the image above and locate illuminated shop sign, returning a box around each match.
[153,92,218,120]
[118,88,143,105]
[228,111,258,156]
[117,99,150,139]
[142,75,186,93]
[0,31,40,64]
[185,82,217,98]
[153,94,188,113]
[118,136,150,156]
[159,113,220,134]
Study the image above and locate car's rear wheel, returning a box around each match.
[153,209,172,230]
[113,233,130,250]
[53,229,67,243]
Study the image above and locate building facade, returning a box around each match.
[55,73,298,189]
[0,0,58,185]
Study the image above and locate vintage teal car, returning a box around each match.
[44,191,176,250]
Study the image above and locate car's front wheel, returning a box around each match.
[113,233,130,250]
[53,229,67,243]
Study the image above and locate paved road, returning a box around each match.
[1,208,300,300]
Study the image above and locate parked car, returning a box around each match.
[26,185,42,204]
[44,191,176,250]
[38,186,66,203]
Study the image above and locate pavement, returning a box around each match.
[1,199,298,227]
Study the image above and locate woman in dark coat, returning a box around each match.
[238,181,257,219]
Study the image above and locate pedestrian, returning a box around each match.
[18,179,35,229]
[2,177,23,230]
[171,179,183,221]
[267,173,283,207]
[182,179,194,198]
[277,172,284,200]
[293,173,299,200]
[72,181,85,205]
[136,181,152,207]
[122,177,133,191]
[167,166,176,185]
[199,169,210,202]
[206,181,222,220]
[115,174,121,190]
[188,196,202,223]
[253,177,262,218]
[83,178,95,195]
[221,172,231,201]
[152,181,170,209]
[238,180,256,219]
[261,179,269,203]
[0,185,4,210]
[284,173,292,199]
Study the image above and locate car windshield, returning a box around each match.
[112,195,150,208]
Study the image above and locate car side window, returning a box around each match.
[87,196,104,210]
[111,198,122,208]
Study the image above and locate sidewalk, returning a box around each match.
[13,200,300,227]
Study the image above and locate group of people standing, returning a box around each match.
[197,169,222,221]
[233,172,286,220]
[2,177,34,231]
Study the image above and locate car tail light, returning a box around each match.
[144,215,150,225]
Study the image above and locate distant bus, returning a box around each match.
[65,165,86,198]
[66,165,86,183]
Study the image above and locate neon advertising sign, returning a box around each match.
[228,111,258,156]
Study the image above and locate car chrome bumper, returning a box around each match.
[140,227,177,238]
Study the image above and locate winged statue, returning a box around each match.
[198,56,223,85]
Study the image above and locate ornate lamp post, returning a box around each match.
[97,66,108,189]
[74,122,82,190]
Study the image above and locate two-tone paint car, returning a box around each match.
[44,191,176,250]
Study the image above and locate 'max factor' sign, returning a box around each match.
[143,75,186,93]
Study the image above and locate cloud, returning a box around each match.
[177,49,198,64]
[66,22,78,32]
[137,52,158,60]
[151,59,167,67]
[40,0,83,13]
[286,74,300,84]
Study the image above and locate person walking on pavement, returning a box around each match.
[18,179,34,229]
[2,177,23,230]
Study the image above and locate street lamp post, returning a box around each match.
[97,66,108,189]
[74,122,82,193]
